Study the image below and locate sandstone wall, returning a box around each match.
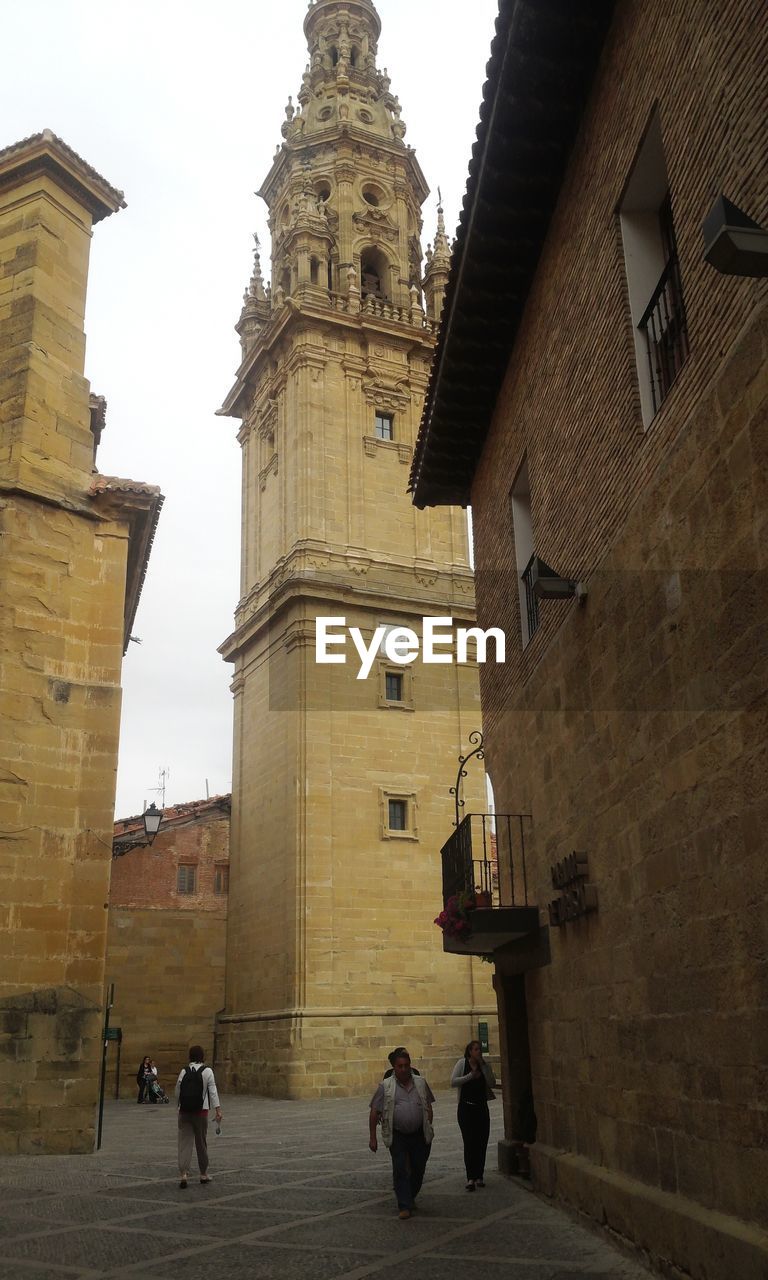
[0,141,128,1153]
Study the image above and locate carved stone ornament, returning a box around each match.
[258,398,278,443]
[361,375,411,412]
[259,453,279,490]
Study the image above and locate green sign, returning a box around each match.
[105,1027,122,1042]
[478,1021,489,1053]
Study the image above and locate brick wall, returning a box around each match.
[107,801,230,1091]
[467,0,767,1262]
[111,800,230,912]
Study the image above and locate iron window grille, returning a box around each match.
[638,196,689,414]
[521,554,541,641]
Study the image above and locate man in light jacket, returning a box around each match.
[174,1044,223,1189]
[368,1050,435,1219]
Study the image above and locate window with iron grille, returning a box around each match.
[375,411,394,440]
[637,194,689,415]
[510,458,538,645]
[620,111,689,425]
[177,864,197,895]
[214,865,229,895]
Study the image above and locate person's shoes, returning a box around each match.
[465,1180,476,1191]
[476,1179,485,1187]
[178,1178,188,1189]
[200,1176,211,1184]
[398,1209,411,1219]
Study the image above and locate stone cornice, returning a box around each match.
[221,547,476,662]
[0,130,125,223]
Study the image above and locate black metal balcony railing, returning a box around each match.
[521,556,540,641]
[441,813,531,910]
[638,254,689,414]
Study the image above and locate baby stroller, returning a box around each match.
[148,1077,171,1104]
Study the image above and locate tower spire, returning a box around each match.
[423,193,452,324]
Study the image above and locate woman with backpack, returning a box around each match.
[174,1045,223,1189]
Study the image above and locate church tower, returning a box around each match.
[218,0,494,1096]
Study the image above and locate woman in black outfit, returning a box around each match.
[450,1039,496,1189]
[136,1055,157,1104]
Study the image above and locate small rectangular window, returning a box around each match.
[375,411,394,440]
[214,865,229,896]
[177,864,197,895]
[385,672,404,702]
[388,799,407,831]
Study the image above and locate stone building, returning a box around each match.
[411,1,768,1277]
[107,795,231,1096]
[0,132,163,1153]
[216,0,493,1097]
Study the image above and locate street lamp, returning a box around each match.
[142,802,163,844]
[112,803,165,858]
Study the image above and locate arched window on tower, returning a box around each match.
[360,247,389,301]
[350,46,359,67]
[327,258,335,292]
[310,257,320,286]
[330,45,339,66]
[280,266,291,297]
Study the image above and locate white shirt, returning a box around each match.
[174,1062,220,1111]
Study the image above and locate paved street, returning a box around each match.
[0,1094,651,1279]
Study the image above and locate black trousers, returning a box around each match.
[457,1100,490,1180]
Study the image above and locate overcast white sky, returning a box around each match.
[1,0,498,818]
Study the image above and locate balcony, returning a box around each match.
[439,813,539,956]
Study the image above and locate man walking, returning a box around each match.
[174,1045,222,1189]
[369,1050,435,1218]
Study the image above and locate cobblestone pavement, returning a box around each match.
[0,1094,652,1279]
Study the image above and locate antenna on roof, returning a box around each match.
[148,767,170,808]
[205,778,210,800]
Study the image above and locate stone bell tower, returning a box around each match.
[217,0,494,1097]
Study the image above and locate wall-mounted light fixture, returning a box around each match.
[112,802,165,858]
[703,195,768,278]
[527,556,587,604]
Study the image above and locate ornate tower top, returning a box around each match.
[272,0,408,146]
[304,0,381,43]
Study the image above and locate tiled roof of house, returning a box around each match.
[114,795,232,839]
[409,0,615,508]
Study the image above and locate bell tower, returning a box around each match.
[218,0,495,1097]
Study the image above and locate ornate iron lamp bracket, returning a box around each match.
[450,730,484,828]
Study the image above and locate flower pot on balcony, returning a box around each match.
[474,890,492,909]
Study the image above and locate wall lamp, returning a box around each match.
[703,195,768,278]
[528,556,587,603]
[112,802,165,858]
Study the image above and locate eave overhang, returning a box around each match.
[409,0,615,509]
[89,476,164,653]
